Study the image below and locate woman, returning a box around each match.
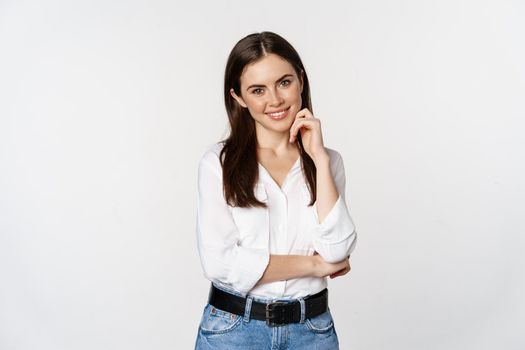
[194,31,357,349]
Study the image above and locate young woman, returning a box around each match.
[194,31,357,349]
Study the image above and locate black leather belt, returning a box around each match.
[208,284,329,327]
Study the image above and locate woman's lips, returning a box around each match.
[266,107,290,120]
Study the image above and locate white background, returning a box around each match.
[1,0,524,349]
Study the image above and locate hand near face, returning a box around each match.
[289,108,328,163]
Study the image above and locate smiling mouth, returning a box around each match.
[265,107,290,120]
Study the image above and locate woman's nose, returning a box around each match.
[268,89,284,105]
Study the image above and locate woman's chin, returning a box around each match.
[255,121,291,135]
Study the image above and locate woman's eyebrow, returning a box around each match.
[246,74,294,91]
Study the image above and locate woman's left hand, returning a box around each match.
[289,108,328,163]
[329,258,351,279]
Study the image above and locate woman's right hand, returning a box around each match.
[311,253,351,279]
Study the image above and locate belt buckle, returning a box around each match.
[265,301,287,327]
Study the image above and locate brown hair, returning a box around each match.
[220,31,316,208]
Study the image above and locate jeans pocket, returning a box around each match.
[305,309,335,334]
[199,303,242,335]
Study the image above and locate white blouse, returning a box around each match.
[196,142,357,299]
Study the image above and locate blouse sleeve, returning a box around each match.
[195,147,270,295]
[310,150,358,263]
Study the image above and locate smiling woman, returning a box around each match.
[194,31,358,350]
[230,56,302,128]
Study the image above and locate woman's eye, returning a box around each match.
[280,79,291,86]
[253,88,263,95]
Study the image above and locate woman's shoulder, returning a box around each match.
[198,141,226,167]
[199,142,342,168]
[323,146,344,169]
[324,146,342,161]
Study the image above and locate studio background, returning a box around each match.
[1,0,524,349]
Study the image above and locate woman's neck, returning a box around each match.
[256,130,298,152]
[256,140,299,159]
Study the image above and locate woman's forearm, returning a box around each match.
[312,152,339,223]
[255,255,314,286]
[255,253,349,286]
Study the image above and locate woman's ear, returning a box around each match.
[230,88,247,108]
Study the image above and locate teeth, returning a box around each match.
[267,109,287,117]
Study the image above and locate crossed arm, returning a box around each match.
[255,254,351,286]
[255,152,351,286]
[196,147,357,295]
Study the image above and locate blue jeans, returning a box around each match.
[194,286,339,349]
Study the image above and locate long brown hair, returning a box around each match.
[220,31,316,208]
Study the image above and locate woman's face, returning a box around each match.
[230,53,304,136]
